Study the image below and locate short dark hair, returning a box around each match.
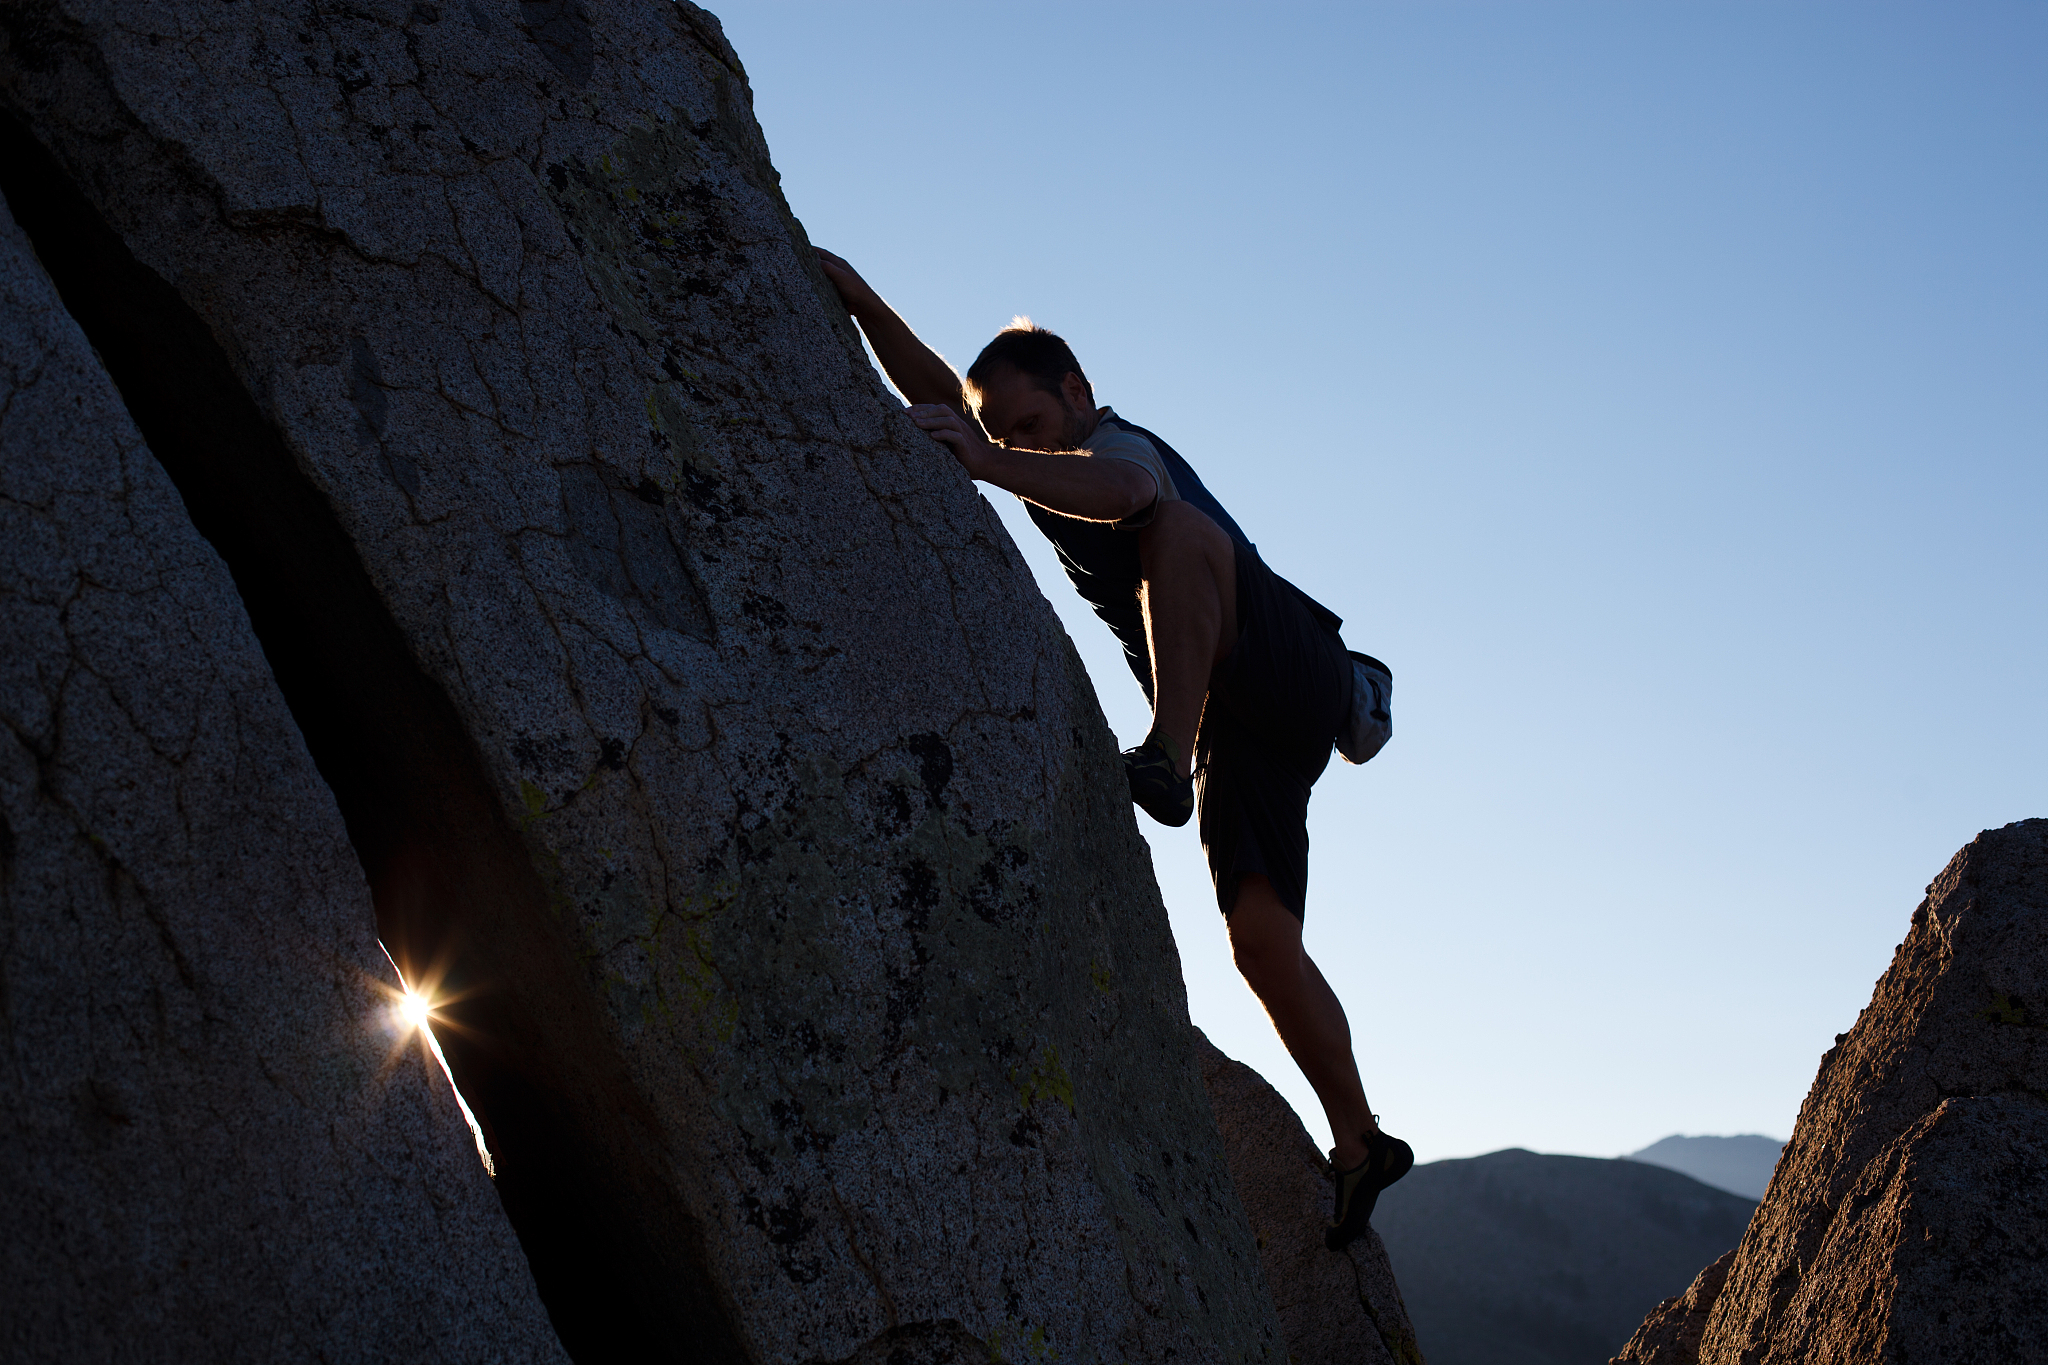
[966,320,1091,407]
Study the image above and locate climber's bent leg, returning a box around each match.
[1137,500,1236,780]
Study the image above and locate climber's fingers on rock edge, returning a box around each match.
[907,403,966,440]
[814,248,869,311]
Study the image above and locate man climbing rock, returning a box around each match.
[817,250,1410,1249]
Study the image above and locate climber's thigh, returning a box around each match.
[1203,545,1350,756]
[1194,546,1350,923]
[1137,499,1238,659]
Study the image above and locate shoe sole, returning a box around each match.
[1122,748,1193,827]
[1134,793,1193,827]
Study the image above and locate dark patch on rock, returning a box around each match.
[740,589,791,631]
[743,1187,818,1247]
[0,5,68,74]
[883,969,923,1046]
[893,859,938,933]
[560,462,713,639]
[346,334,388,442]
[518,0,591,85]
[904,732,953,808]
[346,334,419,498]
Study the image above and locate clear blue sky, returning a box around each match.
[713,2,2047,1162]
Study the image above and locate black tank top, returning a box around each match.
[1023,410,1340,698]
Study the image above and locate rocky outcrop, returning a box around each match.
[1196,1032,1423,1365]
[1613,818,2048,1364]
[0,195,565,1360]
[0,3,1284,1361]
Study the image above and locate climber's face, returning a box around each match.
[971,364,1096,453]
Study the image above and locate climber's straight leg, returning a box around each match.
[1137,500,1237,780]
[1228,873,1379,1170]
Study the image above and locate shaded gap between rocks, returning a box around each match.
[0,112,744,1365]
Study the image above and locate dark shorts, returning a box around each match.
[1196,545,1352,920]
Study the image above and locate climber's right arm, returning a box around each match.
[815,249,969,417]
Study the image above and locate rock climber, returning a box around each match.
[816,249,1413,1249]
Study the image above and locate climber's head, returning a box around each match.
[965,321,1096,453]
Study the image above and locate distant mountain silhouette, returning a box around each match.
[1373,1150,1757,1365]
[1625,1134,1784,1200]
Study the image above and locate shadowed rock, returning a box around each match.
[1196,1031,1423,1365]
[0,3,1284,1360]
[0,193,566,1362]
[1613,818,2048,1364]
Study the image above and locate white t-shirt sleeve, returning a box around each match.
[1084,429,1177,505]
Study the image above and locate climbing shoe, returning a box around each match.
[1326,1124,1414,1251]
[1121,732,1193,828]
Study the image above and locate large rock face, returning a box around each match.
[1196,1032,1423,1365]
[0,195,565,1360]
[0,3,1285,1360]
[1614,818,2048,1364]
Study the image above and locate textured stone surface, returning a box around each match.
[0,3,1285,1360]
[1615,818,2048,1364]
[1196,1031,1422,1365]
[1757,1091,2048,1365]
[0,194,566,1361]
[1610,1251,1735,1365]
